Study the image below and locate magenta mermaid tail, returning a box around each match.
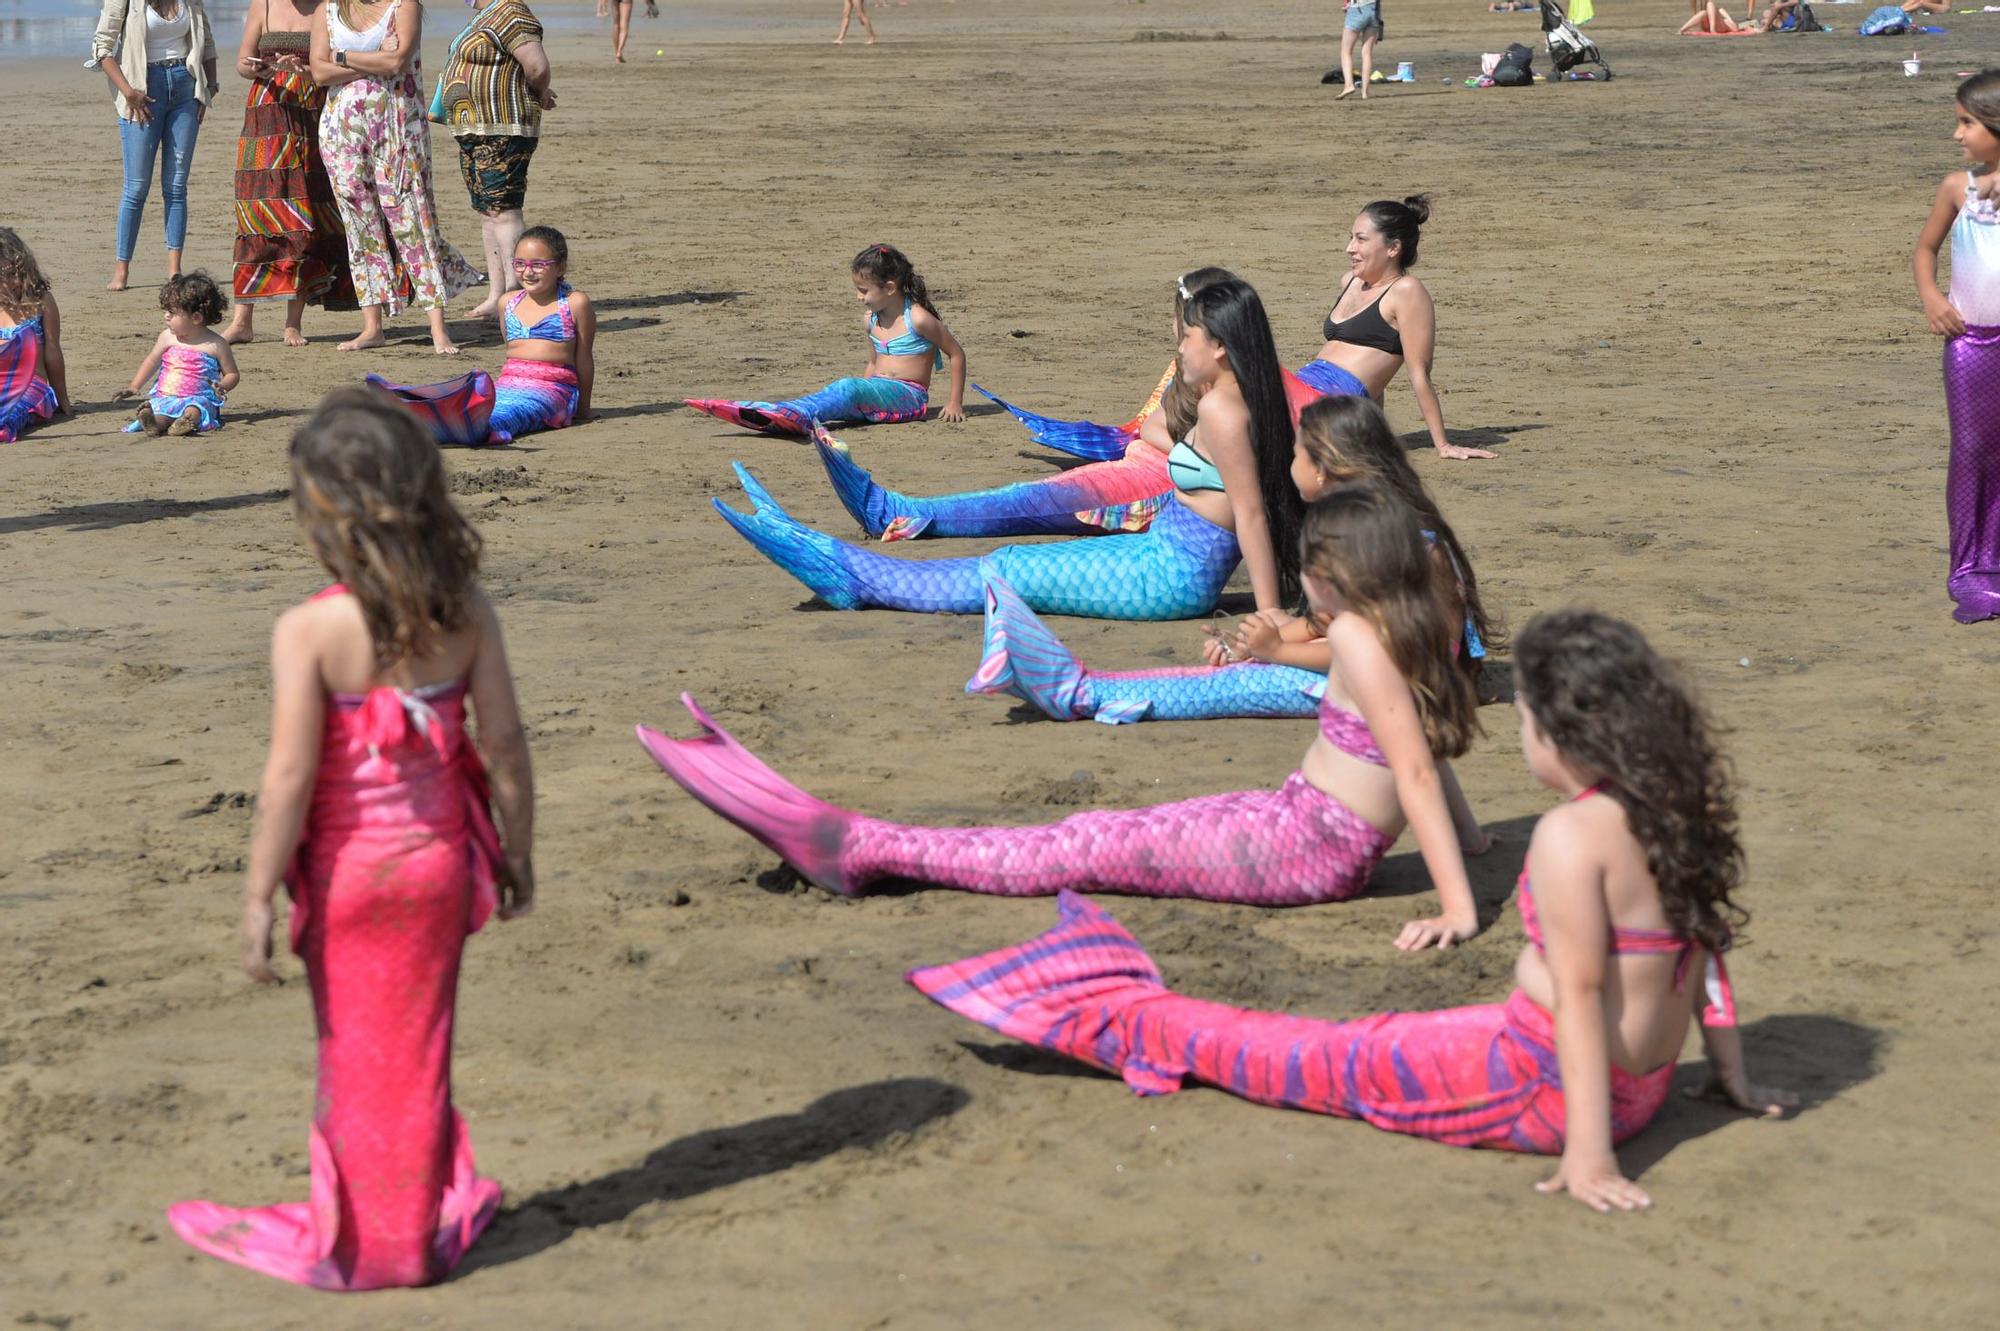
[167,661,503,1289]
[634,695,857,894]
[909,893,1677,1152]
[637,698,1392,905]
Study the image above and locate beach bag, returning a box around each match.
[1858,4,1910,33]
[1491,42,1536,86]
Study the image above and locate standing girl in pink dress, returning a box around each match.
[168,387,535,1290]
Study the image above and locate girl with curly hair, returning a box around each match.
[0,229,70,444]
[119,271,239,436]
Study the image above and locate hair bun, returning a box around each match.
[1402,194,1432,226]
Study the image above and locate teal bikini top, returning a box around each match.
[870,299,944,368]
[1167,439,1226,493]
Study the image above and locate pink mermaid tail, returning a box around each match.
[909,893,1677,1152]
[366,370,497,446]
[636,697,1393,905]
[168,659,503,1289]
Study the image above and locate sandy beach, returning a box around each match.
[2,1,1996,1325]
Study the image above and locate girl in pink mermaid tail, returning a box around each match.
[368,224,596,445]
[0,228,71,444]
[168,389,535,1289]
[640,480,1489,949]
[913,608,1795,1212]
[119,272,239,436]
[686,243,967,436]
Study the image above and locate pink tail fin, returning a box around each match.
[635,695,856,894]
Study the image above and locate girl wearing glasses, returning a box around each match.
[369,225,594,444]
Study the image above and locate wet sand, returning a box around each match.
[2,1,1995,1325]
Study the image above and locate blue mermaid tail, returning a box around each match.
[968,574,1324,724]
[716,467,1241,620]
[1292,359,1370,399]
[814,428,1175,542]
[686,376,929,438]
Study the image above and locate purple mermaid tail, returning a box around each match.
[366,370,496,446]
[967,574,1323,724]
[1944,325,2000,623]
[636,698,1392,905]
[908,893,1677,1152]
[814,427,1176,541]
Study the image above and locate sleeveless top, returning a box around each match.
[1950,171,2000,328]
[503,282,575,343]
[869,299,945,368]
[1323,276,1404,357]
[328,0,401,54]
[1516,788,1736,1028]
[156,344,222,399]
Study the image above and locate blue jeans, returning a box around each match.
[115,63,201,262]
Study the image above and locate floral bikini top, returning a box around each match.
[1516,788,1737,1029]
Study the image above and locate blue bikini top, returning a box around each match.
[869,299,944,367]
[503,283,575,343]
[1167,439,1226,493]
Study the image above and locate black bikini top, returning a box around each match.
[1322,276,1403,357]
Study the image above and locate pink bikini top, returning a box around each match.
[1316,694,1387,766]
[1516,788,1736,1029]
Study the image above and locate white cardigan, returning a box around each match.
[89,0,219,121]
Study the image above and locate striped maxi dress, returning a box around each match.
[231,60,359,310]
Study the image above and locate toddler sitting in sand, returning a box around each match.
[120,272,238,436]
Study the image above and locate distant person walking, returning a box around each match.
[835,0,876,45]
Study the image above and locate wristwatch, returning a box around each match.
[335,50,348,67]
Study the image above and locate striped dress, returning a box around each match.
[231,53,357,309]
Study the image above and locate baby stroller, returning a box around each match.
[1541,0,1611,79]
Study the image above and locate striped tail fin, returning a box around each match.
[907,892,1181,1092]
[965,574,1095,721]
[366,371,496,446]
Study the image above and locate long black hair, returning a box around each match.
[1181,277,1303,604]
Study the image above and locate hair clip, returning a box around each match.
[1175,277,1193,302]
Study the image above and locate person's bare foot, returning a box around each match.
[223,323,255,346]
[865,36,876,44]
[833,36,845,43]
[468,299,501,320]
[282,327,308,348]
[167,406,203,437]
[134,404,164,435]
[106,263,131,292]
[1336,85,1356,100]
[433,340,463,356]
[337,332,387,352]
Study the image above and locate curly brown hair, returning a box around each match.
[1299,481,1479,759]
[289,389,483,669]
[0,227,52,320]
[1513,610,1746,955]
[160,271,227,326]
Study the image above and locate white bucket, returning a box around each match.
[1903,58,1921,77]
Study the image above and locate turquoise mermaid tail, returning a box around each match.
[815,428,1175,542]
[908,893,1677,1151]
[717,467,1241,620]
[968,574,1323,724]
[686,376,929,438]
[634,696,857,894]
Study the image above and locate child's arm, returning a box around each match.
[1523,814,1653,1213]
[1438,760,1490,855]
[209,334,241,393]
[570,290,595,419]
[1332,614,1478,948]
[1235,613,1333,671]
[1133,405,1174,456]
[466,591,536,918]
[913,307,966,422]
[1914,172,1967,336]
[1205,395,1282,613]
[125,332,170,397]
[1690,1020,1793,1117]
[239,609,327,983]
[41,295,70,414]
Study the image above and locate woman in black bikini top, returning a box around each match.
[1308,194,1495,462]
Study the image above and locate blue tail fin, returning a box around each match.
[712,499,863,610]
[972,384,1133,463]
[813,433,903,538]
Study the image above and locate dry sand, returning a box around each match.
[3,1,1996,1325]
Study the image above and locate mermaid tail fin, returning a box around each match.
[972,384,1130,463]
[815,430,930,539]
[367,371,496,446]
[907,891,1184,1094]
[712,496,864,610]
[731,459,785,517]
[635,696,856,894]
[966,574,1104,721]
[684,397,811,437]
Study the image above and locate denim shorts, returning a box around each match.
[1344,2,1383,35]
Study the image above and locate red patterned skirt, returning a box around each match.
[232,71,358,309]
